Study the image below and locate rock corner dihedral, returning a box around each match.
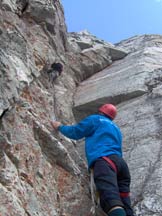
[1,0,162,215]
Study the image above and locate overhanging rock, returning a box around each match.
[73,35,162,215]
[73,35,162,121]
[68,30,127,61]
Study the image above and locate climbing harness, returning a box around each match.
[102,156,117,173]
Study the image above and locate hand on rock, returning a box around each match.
[51,121,61,130]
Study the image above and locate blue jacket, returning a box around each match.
[58,114,122,168]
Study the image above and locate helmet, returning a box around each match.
[98,104,117,119]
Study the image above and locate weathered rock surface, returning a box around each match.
[73,35,162,120]
[1,0,162,215]
[68,30,127,61]
[0,0,68,117]
[0,0,90,215]
[74,34,162,216]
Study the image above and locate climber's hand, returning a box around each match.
[51,121,61,130]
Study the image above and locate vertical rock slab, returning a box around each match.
[0,0,68,118]
[0,1,91,215]
[74,34,162,215]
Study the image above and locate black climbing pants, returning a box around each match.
[93,155,134,216]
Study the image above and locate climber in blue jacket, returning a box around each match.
[51,104,134,216]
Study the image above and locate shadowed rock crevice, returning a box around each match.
[145,68,162,93]
[72,34,162,215]
[1,0,162,215]
[73,90,147,121]
[0,108,9,120]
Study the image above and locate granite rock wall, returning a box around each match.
[1,0,162,215]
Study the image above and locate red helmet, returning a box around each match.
[98,104,117,119]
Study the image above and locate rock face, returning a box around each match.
[1,1,162,216]
[0,1,90,215]
[74,34,162,216]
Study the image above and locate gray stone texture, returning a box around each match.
[74,34,162,216]
[0,0,90,215]
[1,0,162,215]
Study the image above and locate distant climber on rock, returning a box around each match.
[51,104,134,216]
[47,62,63,83]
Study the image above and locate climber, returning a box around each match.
[51,104,134,216]
[47,62,63,83]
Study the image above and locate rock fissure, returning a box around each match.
[145,69,162,93]
[1,1,162,215]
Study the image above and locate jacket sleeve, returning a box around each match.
[58,116,97,140]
